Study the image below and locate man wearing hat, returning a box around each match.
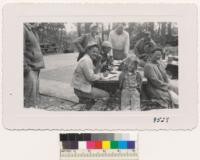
[74,23,102,61]
[95,41,113,73]
[108,23,130,60]
[71,41,110,108]
[134,31,157,60]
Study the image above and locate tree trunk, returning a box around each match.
[167,23,172,36]
[77,23,82,36]
[101,24,104,41]
[85,23,92,33]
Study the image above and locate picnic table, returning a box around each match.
[93,60,146,95]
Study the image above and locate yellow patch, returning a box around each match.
[102,141,110,149]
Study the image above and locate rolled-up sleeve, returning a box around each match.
[81,57,101,82]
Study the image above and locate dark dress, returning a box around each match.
[144,61,173,108]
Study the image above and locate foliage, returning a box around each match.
[32,22,178,54]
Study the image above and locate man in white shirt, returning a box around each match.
[109,23,130,60]
[71,42,110,106]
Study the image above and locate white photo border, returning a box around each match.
[2,3,198,130]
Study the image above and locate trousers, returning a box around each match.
[24,70,40,107]
[74,87,110,102]
[121,89,140,111]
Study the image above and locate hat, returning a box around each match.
[90,23,98,30]
[85,41,99,50]
[102,41,112,48]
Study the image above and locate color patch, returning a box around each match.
[95,141,102,149]
[118,141,128,149]
[87,141,95,149]
[62,141,71,149]
[111,141,118,149]
[127,141,135,149]
[62,141,78,149]
[102,141,110,149]
[71,141,78,149]
[78,141,87,149]
[114,134,122,140]
[83,134,91,141]
[69,134,76,141]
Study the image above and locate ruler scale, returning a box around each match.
[60,133,139,160]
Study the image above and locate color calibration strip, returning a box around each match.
[62,140,135,150]
[60,133,138,160]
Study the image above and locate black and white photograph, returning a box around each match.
[3,3,197,129]
[24,22,178,111]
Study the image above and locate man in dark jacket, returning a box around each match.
[134,31,157,60]
[73,23,102,61]
[24,23,45,108]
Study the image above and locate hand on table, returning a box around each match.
[103,71,109,77]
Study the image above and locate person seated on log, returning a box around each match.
[71,41,110,109]
[94,41,113,73]
[144,48,178,109]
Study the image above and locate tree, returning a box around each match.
[77,23,82,36]
[84,23,92,33]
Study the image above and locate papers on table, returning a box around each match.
[102,71,121,81]
[112,60,122,66]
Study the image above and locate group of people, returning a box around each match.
[23,22,178,110]
[72,23,178,110]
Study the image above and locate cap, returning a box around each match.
[102,41,112,48]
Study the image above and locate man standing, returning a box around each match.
[134,31,157,60]
[108,23,130,60]
[74,23,102,61]
[24,23,45,108]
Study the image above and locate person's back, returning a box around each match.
[23,23,45,108]
[24,24,44,71]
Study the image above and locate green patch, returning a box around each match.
[111,141,118,149]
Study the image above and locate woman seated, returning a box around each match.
[71,41,110,108]
[144,48,178,108]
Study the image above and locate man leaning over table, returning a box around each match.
[108,23,130,60]
[71,41,110,108]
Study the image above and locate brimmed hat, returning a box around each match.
[85,41,99,50]
[102,41,112,48]
[90,23,98,30]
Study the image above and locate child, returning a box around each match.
[119,56,142,111]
